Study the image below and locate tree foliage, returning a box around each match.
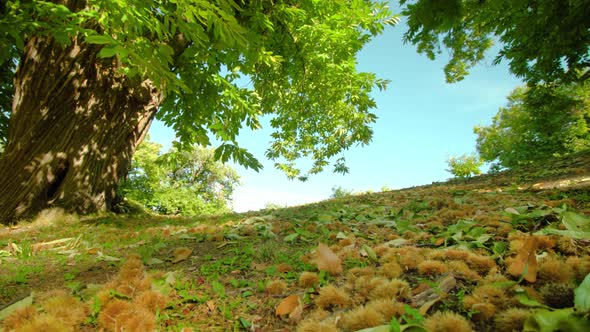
[330,185,354,199]
[446,153,482,178]
[475,82,590,170]
[0,0,398,179]
[119,137,239,215]
[400,0,590,83]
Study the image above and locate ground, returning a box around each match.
[1,152,590,331]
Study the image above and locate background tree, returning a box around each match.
[0,0,397,224]
[119,137,239,216]
[400,0,590,83]
[446,153,483,178]
[475,82,590,170]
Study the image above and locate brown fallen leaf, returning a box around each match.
[507,235,538,282]
[275,294,303,322]
[316,243,342,275]
[171,247,193,263]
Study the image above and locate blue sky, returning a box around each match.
[149,17,522,212]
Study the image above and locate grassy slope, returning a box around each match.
[1,152,590,331]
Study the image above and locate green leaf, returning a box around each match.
[514,291,551,309]
[534,228,590,240]
[523,308,590,332]
[492,241,508,256]
[574,273,590,313]
[361,244,378,262]
[85,35,114,45]
[52,31,71,45]
[283,233,299,243]
[238,317,252,328]
[390,317,402,332]
[401,304,425,325]
[561,211,590,232]
[211,280,226,298]
[98,46,118,58]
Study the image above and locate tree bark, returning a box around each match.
[0,34,162,224]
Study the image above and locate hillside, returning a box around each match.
[1,152,590,331]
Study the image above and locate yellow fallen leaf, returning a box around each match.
[316,243,342,275]
[275,294,303,321]
[206,300,216,312]
[507,235,538,282]
[171,247,193,263]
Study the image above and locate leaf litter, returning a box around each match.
[1,154,590,331]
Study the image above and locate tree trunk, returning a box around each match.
[0,34,162,225]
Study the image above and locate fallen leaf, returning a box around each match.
[0,293,33,321]
[206,300,216,312]
[97,251,120,262]
[412,274,456,315]
[252,262,268,271]
[316,243,342,275]
[145,257,164,265]
[8,241,22,255]
[505,207,520,215]
[164,271,177,285]
[275,294,303,321]
[360,244,378,262]
[32,236,81,253]
[524,308,590,332]
[31,237,74,251]
[575,272,590,313]
[419,298,440,316]
[384,238,409,247]
[171,247,193,263]
[507,235,538,282]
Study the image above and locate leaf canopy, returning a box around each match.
[0,0,397,178]
[400,0,590,83]
[475,82,590,169]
